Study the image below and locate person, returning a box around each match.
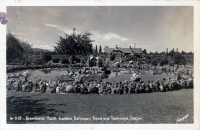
[123,82,128,94]
[106,83,112,94]
[135,82,140,94]
[98,84,103,94]
[45,81,53,93]
[74,84,81,93]
[187,78,193,89]
[60,82,66,93]
[167,80,174,91]
[87,81,93,94]
[111,83,117,94]
[27,80,33,92]
[22,82,28,92]
[81,84,88,94]
[24,75,28,83]
[55,81,61,93]
[176,74,181,81]
[180,78,187,89]
[78,69,82,74]
[139,81,145,93]
[149,81,155,92]
[40,81,47,93]
[144,82,150,93]
[50,81,57,93]
[17,79,22,91]
[118,82,123,94]
[128,82,134,94]
[155,80,160,92]
[159,82,165,92]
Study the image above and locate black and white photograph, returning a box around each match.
[1,1,200,129]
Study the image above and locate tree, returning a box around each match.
[173,53,186,65]
[33,58,43,65]
[61,58,70,64]
[54,32,94,63]
[181,50,186,55]
[110,54,115,61]
[6,32,24,63]
[142,49,147,54]
[168,48,175,56]
[53,58,60,63]
[42,52,52,62]
[95,45,98,54]
[6,32,35,64]
[151,56,168,66]
[99,45,102,53]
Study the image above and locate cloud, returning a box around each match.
[23,38,27,41]
[54,30,132,51]
[36,41,41,42]
[44,24,60,28]
[90,31,131,49]
[17,38,28,42]
[33,44,54,51]
[57,27,79,35]
[11,32,26,36]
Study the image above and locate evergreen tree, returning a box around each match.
[99,45,102,53]
[95,45,98,54]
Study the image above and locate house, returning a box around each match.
[104,45,142,55]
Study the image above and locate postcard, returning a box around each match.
[0,0,200,130]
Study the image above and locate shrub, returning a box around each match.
[61,58,69,64]
[110,54,115,61]
[81,60,86,64]
[42,52,52,62]
[173,53,186,65]
[151,57,164,66]
[74,57,81,63]
[53,58,60,63]
[33,58,43,65]
[13,58,22,64]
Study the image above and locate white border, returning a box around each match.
[0,1,200,130]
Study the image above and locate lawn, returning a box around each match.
[7,89,193,124]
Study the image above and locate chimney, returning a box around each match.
[166,48,168,54]
[176,48,178,52]
[130,46,132,49]
[134,43,136,48]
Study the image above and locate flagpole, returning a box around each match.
[72,28,76,74]
[73,28,76,35]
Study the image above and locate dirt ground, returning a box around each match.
[7,89,193,124]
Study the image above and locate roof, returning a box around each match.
[104,47,142,54]
[104,48,115,53]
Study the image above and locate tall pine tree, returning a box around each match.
[95,45,98,54]
[99,45,102,53]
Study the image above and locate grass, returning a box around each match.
[7,89,193,124]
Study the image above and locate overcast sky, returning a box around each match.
[7,6,193,52]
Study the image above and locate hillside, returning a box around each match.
[32,48,52,53]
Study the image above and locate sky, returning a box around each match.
[6,6,193,53]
